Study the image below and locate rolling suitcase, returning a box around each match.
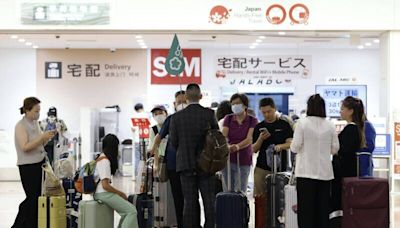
[265,152,289,228]
[78,200,114,228]
[284,185,297,228]
[129,147,154,228]
[342,177,389,228]
[38,196,67,228]
[62,178,82,228]
[153,177,177,227]
[216,152,250,228]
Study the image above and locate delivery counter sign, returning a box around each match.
[151,36,202,85]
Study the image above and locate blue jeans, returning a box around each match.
[222,163,251,193]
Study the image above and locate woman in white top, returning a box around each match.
[13,97,56,228]
[290,94,339,228]
[94,134,138,228]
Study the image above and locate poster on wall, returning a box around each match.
[395,122,400,161]
[315,85,367,118]
[214,55,311,87]
[151,49,202,85]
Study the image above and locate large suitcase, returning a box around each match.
[78,200,114,228]
[265,152,290,228]
[129,146,155,228]
[255,195,266,228]
[342,177,389,228]
[62,178,82,211]
[284,185,298,228]
[216,152,250,228]
[129,193,154,228]
[38,196,67,228]
[153,177,177,227]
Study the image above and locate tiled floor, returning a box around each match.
[0,176,398,228]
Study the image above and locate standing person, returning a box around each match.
[39,107,68,165]
[290,94,340,228]
[131,103,150,179]
[149,90,187,228]
[12,97,56,228]
[222,94,258,192]
[216,100,233,130]
[252,97,293,197]
[94,134,138,228]
[148,105,168,152]
[169,84,219,228]
[331,96,366,217]
[357,99,376,176]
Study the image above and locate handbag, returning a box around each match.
[42,160,65,196]
[157,138,168,182]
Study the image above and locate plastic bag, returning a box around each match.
[42,161,65,197]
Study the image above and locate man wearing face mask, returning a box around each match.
[149,90,186,228]
[39,107,68,166]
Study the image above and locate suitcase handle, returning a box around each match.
[226,149,242,192]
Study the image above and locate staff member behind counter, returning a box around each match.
[12,97,56,228]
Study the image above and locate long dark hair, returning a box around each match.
[102,134,119,175]
[307,94,326,118]
[216,100,233,121]
[342,96,366,149]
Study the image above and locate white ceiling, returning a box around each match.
[0,31,383,50]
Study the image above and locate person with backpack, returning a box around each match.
[221,93,258,193]
[169,84,219,228]
[93,134,138,228]
[149,90,187,228]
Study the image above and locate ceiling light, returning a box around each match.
[33,45,39,49]
[278,32,286,36]
[343,34,351,38]
[25,42,32,46]
[135,35,143,39]
[258,36,266,39]
[365,42,372,47]
[373,39,380,43]
[357,45,364,49]
[18,39,25,42]
[141,46,148,49]
[249,46,255,49]
[256,39,262,43]
[139,43,146,46]
[137,39,144,43]
[252,43,259,46]
[10,35,18,39]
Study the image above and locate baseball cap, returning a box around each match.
[151,105,167,113]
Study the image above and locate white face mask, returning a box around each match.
[232,104,244,115]
[48,116,56,123]
[154,114,167,125]
[176,103,188,112]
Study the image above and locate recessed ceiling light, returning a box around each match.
[141,46,148,49]
[256,39,262,43]
[25,42,32,46]
[33,45,39,49]
[252,43,259,46]
[249,46,255,49]
[18,39,25,42]
[357,45,364,49]
[138,41,145,45]
[10,35,18,39]
[373,39,380,43]
[365,42,372,47]
[135,35,143,39]
[278,32,286,36]
[343,34,351,38]
[258,36,266,39]
[137,39,144,43]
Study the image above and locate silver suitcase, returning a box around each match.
[78,200,114,228]
[153,177,177,227]
[284,185,298,228]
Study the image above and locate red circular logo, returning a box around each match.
[289,4,309,25]
[209,5,231,24]
[266,4,286,25]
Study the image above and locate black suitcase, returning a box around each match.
[62,178,82,211]
[216,152,250,228]
[129,145,154,228]
[128,193,154,228]
[265,152,289,228]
